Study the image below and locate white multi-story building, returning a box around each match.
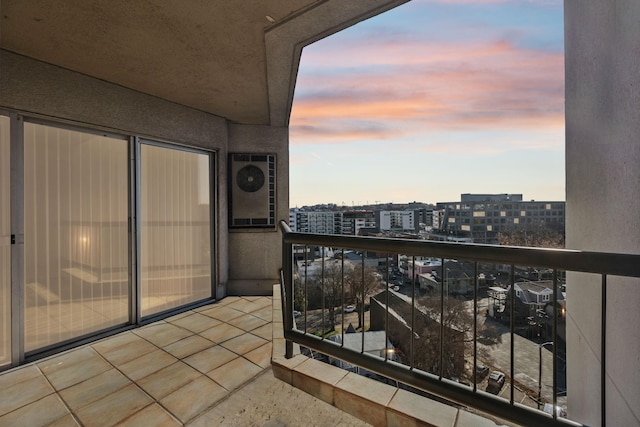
[289,209,342,234]
[378,210,417,232]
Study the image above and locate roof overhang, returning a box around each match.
[1,0,408,126]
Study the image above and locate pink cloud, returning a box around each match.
[290,38,563,145]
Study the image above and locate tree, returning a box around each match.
[390,294,500,381]
[345,265,382,328]
[498,221,564,248]
[308,261,347,333]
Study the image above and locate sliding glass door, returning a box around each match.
[0,118,215,364]
[23,123,129,351]
[0,115,10,366]
[139,142,212,317]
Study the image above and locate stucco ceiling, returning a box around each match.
[0,0,323,125]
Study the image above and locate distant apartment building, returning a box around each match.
[432,209,445,230]
[342,211,376,235]
[435,194,565,244]
[377,210,418,233]
[289,208,342,234]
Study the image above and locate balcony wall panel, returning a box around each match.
[227,124,289,295]
[565,2,640,425]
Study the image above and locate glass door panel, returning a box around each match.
[139,143,212,317]
[0,115,10,366]
[24,123,129,351]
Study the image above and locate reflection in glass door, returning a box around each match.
[23,123,129,352]
[139,143,212,317]
[1,115,11,366]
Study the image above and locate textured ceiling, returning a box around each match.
[0,0,319,125]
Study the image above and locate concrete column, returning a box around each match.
[226,124,290,295]
[565,2,640,425]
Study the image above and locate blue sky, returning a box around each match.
[289,0,564,206]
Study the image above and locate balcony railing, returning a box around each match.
[279,221,640,427]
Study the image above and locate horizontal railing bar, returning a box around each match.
[285,329,581,427]
[279,221,640,278]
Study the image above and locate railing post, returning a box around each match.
[280,221,294,359]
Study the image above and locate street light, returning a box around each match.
[538,341,554,409]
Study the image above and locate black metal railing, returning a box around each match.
[279,221,640,427]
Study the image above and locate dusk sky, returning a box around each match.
[289,0,564,207]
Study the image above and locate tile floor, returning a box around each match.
[0,296,368,426]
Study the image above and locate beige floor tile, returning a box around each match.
[59,368,131,411]
[0,394,70,426]
[388,388,458,427]
[199,323,244,344]
[250,322,273,340]
[167,312,222,333]
[0,372,54,416]
[117,349,177,381]
[75,383,153,427]
[203,297,238,307]
[199,305,245,322]
[114,403,181,427]
[183,345,238,374]
[160,376,228,423]
[133,322,193,347]
[48,413,82,426]
[246,297,273,310]
[224,298,264,314]
[38,347,112,390]
[227,314,268,332]
[164,310,193,322]
[292,359,349,405]
[92,332,141,354]
[163,335,215,359]
[335,372,397,406]
[93,335,158,367]
[0,365,41,390]
[244,342,273,369]
[249,305,273,322]
[335,373,397,427]
[220,333,268,355]
[207,357,263,391]
[272,322,284,339]
[136,361,201,400]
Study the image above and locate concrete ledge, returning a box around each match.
[271,285,513,427]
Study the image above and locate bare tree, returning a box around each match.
[391,294,501,380]
[498,221,564,248]
[308,261,346,333]
[345,265,382,328]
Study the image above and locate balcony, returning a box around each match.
[0,290,514,426]
[0,295,374,426]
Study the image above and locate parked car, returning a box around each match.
[543,403,567,417]
[344,305,356,313]
[486,371,505,394]
[475,364,489,379]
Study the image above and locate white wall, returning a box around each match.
[565,2,640,425]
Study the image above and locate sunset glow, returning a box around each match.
[290,0,564,206]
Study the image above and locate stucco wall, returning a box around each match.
[226,123,290,296]
[0,49,231,296]
[565,2,640,425]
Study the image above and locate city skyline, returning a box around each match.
[289,0,564,206]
